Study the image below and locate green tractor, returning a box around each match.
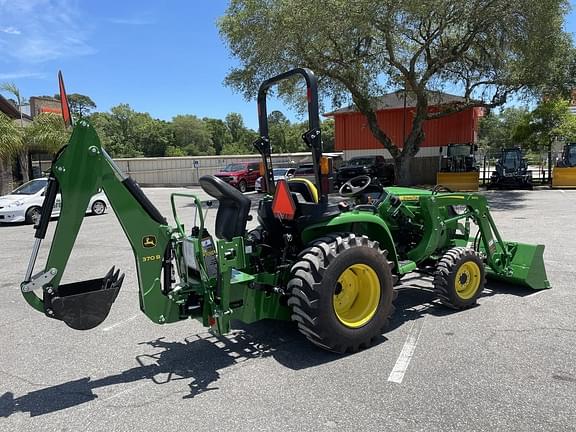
[21,69,549,354]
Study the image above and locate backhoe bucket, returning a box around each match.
[485,242,550,290]
[47,267,124,330]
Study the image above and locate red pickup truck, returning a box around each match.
[214,162,260,193]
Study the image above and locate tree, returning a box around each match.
[268,110,289,152]
[1,82,30,180]
[222,112,257,154]
[0,113,23,193]
[204,118,233,155]
[90,105,142,157]
[171,115,215,155]
[25,113,70,154]
[0,112,23,161]
[478,108,531,152]
[55,93,97,117]
[220,0,574,184]
[520,98,576,151]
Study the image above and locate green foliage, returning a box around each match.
[522,98,576,150]
[219,0,574,183]
[479,99,576,154]
[204,118,232,155]
[478,108,531,151]
[90,105,172,157]
[25,113,70,154]
[165,146,186,157]
[0,112,23,160]
[171,115,215,156]
[54,93,97,117]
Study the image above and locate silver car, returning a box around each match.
[255,167,296,192]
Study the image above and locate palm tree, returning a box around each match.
[0,112,24,194]
[25,112,70,154]
[1,82,31,181]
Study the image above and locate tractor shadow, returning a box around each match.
[481,190,529,211]
[0,321,339,418]
[0,276,540,418]
[389,273,544,332]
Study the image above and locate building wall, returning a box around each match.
[113,153,314,186]
[333,107,483,184]
[29,97,62,117]
[334,107,483,151]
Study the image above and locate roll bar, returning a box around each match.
[253,68,324,198]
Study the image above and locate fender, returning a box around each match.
[301,211,399,270]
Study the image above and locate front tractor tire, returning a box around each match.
[433,247,486,309]
[287,234,395,353]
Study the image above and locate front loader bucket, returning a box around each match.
[46,267,124,330]
[485,242,550,290]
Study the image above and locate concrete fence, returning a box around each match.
[113,153,315,186]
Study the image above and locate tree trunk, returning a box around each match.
[18,151,30,182]
[394,154,413,186]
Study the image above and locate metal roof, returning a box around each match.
[325,90,468,116]
[0,95,32,120]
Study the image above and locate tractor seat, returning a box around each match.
[288,178,318,203]
[199,175,251,241]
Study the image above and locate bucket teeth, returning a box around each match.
[103,266,124,291]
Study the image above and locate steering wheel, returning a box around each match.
[339,175,372,197]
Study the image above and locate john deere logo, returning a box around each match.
[142,235,157,248]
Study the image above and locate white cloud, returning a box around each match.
[0,0,95,64]
[0,71,44,79]
[0,26,21,35]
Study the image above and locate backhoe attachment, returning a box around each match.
[47,267,124,330]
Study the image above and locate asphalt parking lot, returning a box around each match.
[1,186,575,431]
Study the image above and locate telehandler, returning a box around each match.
[20,69,549,353]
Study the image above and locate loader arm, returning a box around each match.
[413,193,549,290]
[21,120,181,329]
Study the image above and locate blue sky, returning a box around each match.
[1,0,576,129]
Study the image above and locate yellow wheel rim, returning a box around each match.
[455,261,481,300]
[333,264,380,328]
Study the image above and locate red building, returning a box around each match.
[326,91,485,184]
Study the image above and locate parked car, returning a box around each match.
[0,177,109,224]
[255,167,296,192]
[336,155,395,187]
[214,162,260,193]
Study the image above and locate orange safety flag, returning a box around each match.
[272,179,296,220]
[58,71,72,127]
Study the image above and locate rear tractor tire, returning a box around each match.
[433,247,485,309]
[287,233,395,353]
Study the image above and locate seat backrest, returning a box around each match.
[288,178,318,203]
[199,175,251,241]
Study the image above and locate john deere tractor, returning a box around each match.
[20,70,549,354]
[488,147,533,190]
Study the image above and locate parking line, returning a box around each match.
[102,314,139,332]
[388,317,426,384]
